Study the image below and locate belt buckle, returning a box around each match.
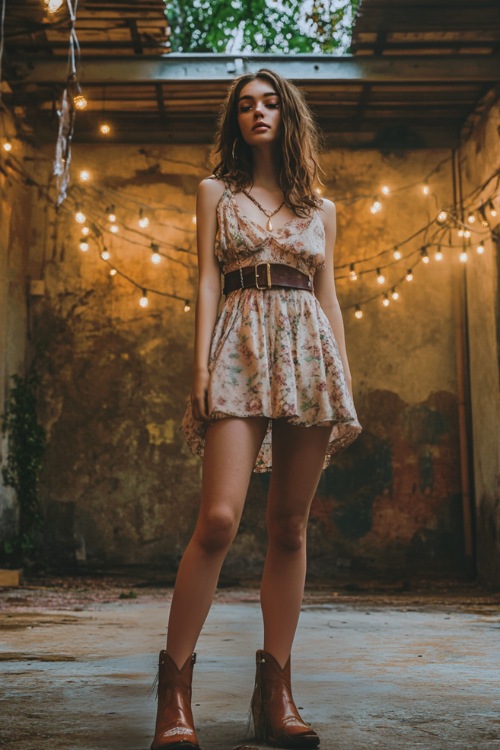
[255,262,272,290]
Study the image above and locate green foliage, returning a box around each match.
[166,0,360,54]
[1,373,46,566]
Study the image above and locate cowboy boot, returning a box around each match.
[251,649,320,748]
[150,650,201,750]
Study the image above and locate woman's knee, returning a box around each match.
[267,513,307,552]
[195,509,238,555]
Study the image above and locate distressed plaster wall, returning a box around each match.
[21,139,475,583]
[461,97,500,587]
[0,120,35,547]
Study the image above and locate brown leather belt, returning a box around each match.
[223,262,313,295]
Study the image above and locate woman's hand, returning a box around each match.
[191,367,211,421]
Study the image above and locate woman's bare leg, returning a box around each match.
[260,420,332,668]
[166,416,269,669]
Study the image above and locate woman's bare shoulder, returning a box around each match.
[197,176,226,207]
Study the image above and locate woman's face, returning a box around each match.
[236,78,281,147]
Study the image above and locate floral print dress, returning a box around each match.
[180,181,362,473]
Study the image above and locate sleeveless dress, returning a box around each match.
[180,181,362,473]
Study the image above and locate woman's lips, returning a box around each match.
[252,123,269,131]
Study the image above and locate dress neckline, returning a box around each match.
[227,189,320,236]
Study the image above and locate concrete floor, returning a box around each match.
[1,582,499,750]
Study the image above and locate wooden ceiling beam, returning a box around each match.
[9,53,500,85]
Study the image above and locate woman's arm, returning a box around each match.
[313,198,353,397]
[191,178,224,420]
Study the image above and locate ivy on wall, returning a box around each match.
[1,373,47,567]
[166,0,361,54]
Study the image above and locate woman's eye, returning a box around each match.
[267,103,279,109]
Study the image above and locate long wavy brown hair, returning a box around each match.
[211,68,323,217]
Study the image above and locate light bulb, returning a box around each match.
[151,250,161,264]
[381,185,390,195]
[348,263,357,281]
[81,226,90,236]
[107,206,116,223]
[79,169,90,182]
[459,251,468,263]
[75,208,86,224]
[457,229,465,237]
[73,94,88,110]
[192,215,197,224]
[463,229,471,238]
[391,288,399,300]
[382,294,390,307]
[109,268,117,276]
[45,0,64,12]
[376,268,385,284]
[476,243,485,254]
[79,240,89,252]
[139,210,150,229]
[109,224,119,234]
[421,247,430,264]
[422,184,430,195]
[3,140,12,152]
[139,290,149,308]
[489,200,497,218]
[467,213,476,224]
[354,305,363,320]
[184,300,191,312]
[99,123,111,135]
[405,269,413,281]
[434,247,444,261]
[370,200,382,214]
[101,248,110,260]
[437,210,448,223]
[393,249,402,260]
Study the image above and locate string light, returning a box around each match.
[151,242,161,264]
[139,289,149,308]
[138,209,150,229]
[81,226,90,236]
[420,247,430,264]
[73,94,88,111]
[109,224,119,234]
[2,140,12,152]
[109,268,117,277]
[467,212,476,224]
[463,228,471,238]
[101,247,110,261]
[405,269,414,281]
[376,268,385,284]
[393,248,402,260]
[184,300,191,312]
[381,185,390,195]
[79,240,89,252]
[488,200,497,218]
[348,263,357,281]
[354,305,363,320]
[45,0,64,12]
[99,123,111,136]
[75,206,86,224]
[476,242,485,254]
[107,206,117,223]
[370,200,382,214]
[391,288,399,300]
[459,250,468,263]
[382,293,390,307]
[437,210,448,223]
[79,170,90,182]
[434,246,444,261]
[422,184,430,195]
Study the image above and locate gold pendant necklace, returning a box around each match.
[241,188,285,232]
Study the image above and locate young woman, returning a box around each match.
[150,68,362,750]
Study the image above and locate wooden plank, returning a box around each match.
[0,569,23,587]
